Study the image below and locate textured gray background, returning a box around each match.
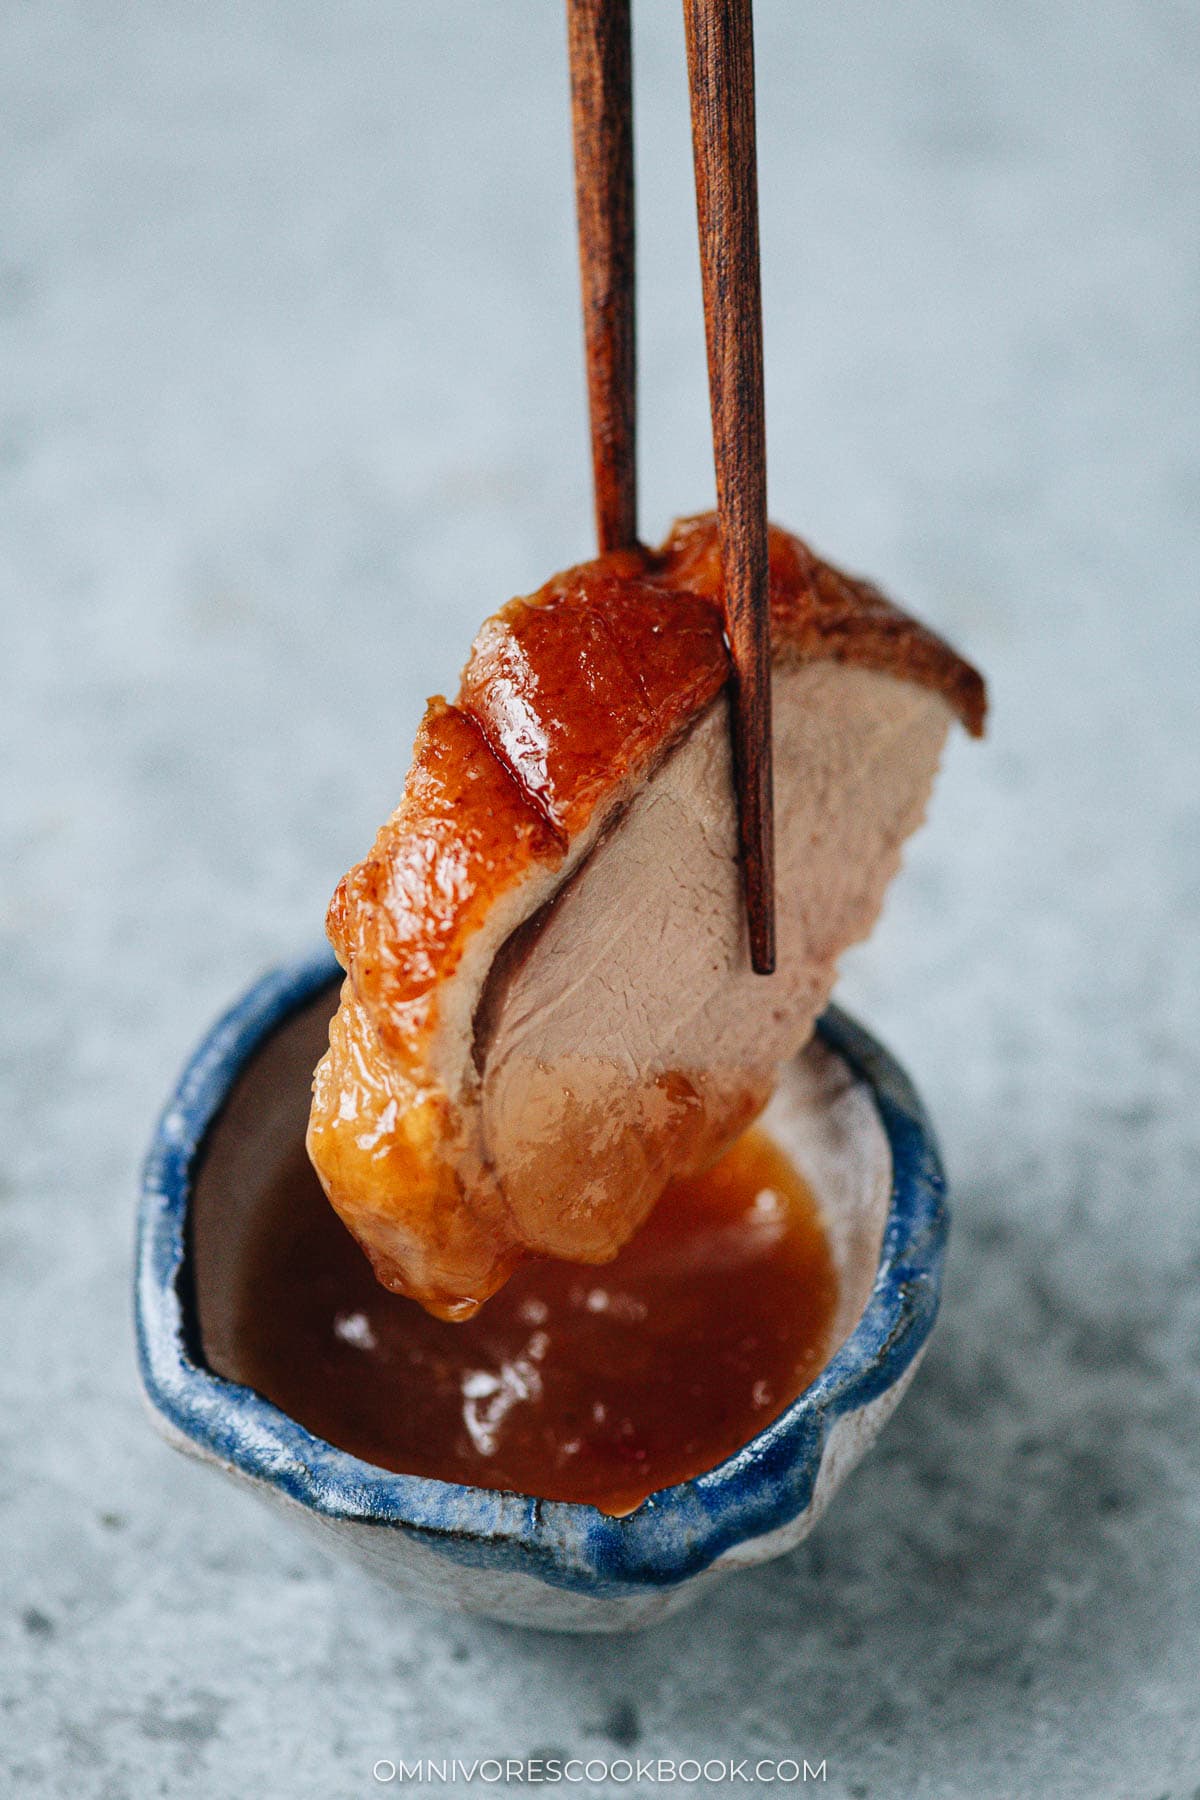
[2,2,1198,1796]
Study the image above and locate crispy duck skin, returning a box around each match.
[308,514,985,1320]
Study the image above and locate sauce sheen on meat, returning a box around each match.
[307,513,985,1319]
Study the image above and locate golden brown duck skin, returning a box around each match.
[308,514,985,1320]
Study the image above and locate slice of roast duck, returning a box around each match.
[307,514,986,1320]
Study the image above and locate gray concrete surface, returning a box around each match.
[2,3,1198,1796]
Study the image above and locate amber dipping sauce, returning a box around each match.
[195,992,838,1517]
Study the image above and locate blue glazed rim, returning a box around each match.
[136,947,948,1598]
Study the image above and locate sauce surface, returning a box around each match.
[223,1125,838,1516]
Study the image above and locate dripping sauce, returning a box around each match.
[210,1112,837,1517]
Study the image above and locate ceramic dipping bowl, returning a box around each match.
[136,948,948,1633]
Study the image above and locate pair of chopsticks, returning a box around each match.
[567,0,775,975]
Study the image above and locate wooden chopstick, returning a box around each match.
[683,0,776,975]
[567,0,774,971]
[567,0,638,554]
